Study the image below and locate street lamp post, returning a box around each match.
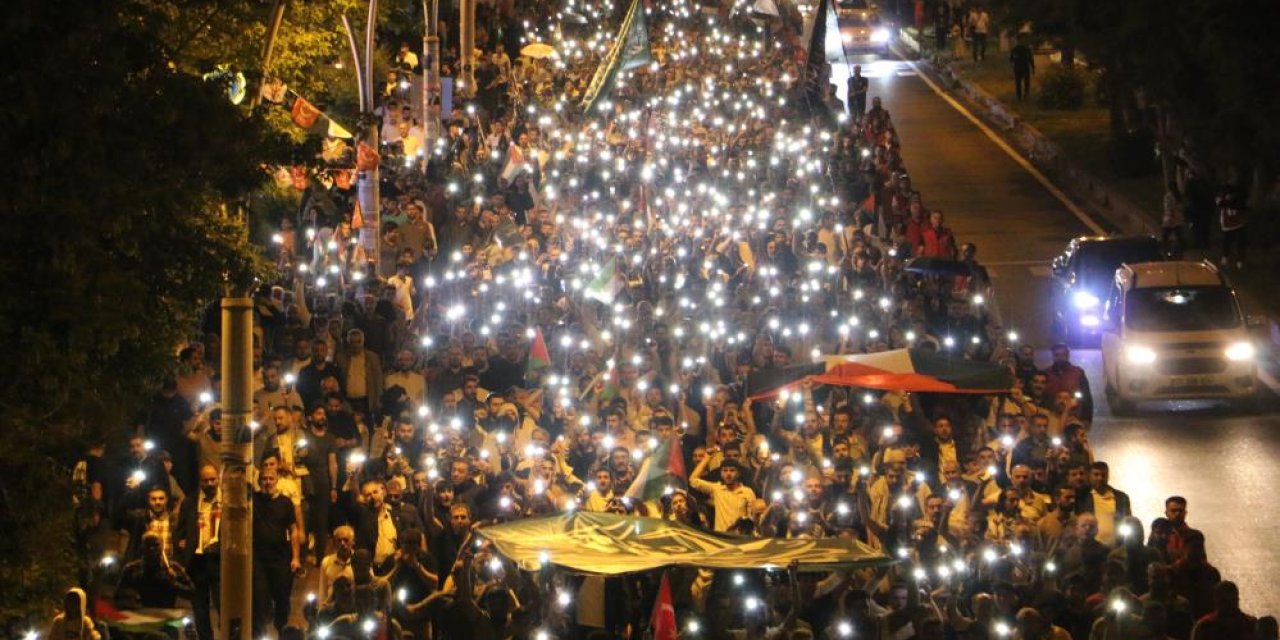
[219,298,255,640]
[423,0,441,175]
[343,1,382,277]
[459,0,476,99]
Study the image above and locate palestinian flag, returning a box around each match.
[527,327,551,375]
[578,368,621,404]
[584,256,623,304]
[651,571,678,640]
[748,348,1014,399]
[815,348,1014,394]
[581,0,653,113]
[625,436,686,503]
[94,598,186,634]
[744,362,824,399]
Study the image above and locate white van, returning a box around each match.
[1100,260,1257,413]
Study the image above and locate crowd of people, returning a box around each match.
[54,0,1276,638]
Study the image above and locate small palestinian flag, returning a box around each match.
[584,256,622,304]
[527,327,551,375]
[625,436,686,503]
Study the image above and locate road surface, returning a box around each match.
[835,52,1280,617]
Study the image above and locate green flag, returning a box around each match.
[584,256,623,304]
[581,0,653,113]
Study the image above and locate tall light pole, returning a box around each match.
[219,298,255,640]
[423,0,441,175]
[458,0,476,99]
[343,1,382,277]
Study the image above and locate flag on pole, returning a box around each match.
[584,256,623,304]
[581,0,653,113]
[290,95,323,129]
[526,327,551,375]
[650,571,679,640]
[352,200,365,229]
[625,436,686,503]
[803,0,841,109]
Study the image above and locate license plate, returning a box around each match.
[1170,376,1213,387]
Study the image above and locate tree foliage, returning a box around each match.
[0,0,288,612]
[991,0,1280,187]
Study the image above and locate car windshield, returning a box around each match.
[1075,241,1161,287]
[1125,286,1241,332]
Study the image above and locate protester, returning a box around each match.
[61,2,1274,638]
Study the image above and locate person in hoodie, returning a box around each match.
[46,587,101,640]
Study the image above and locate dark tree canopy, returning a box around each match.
[0,0,287,611]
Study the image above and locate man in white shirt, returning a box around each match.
[385,349,427,409]
[689,457,756,532]
[1088,461,1132,546]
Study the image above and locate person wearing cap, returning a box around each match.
[690,455,756,532]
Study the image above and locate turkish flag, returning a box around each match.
[357,142,380,171]
[289,166,309,190]
[650,571,677,640]
[291,96,322,129]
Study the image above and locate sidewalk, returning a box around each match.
[895,27,1280,341]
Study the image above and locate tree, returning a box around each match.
[0,0,288,613]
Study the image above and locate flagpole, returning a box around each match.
[250,0,289,109]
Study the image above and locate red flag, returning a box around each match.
[290,96,322,129]
[352,200,365,229]
[357,141,381,170]
[289,166,309,190]
[860,193,875,213]
[650,571,678,640]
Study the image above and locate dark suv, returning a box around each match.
[1050,235,1162,344]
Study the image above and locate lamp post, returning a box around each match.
[459,0,476,99]
[343,1,382,277]
[219,298,255,640]
[423,0,441,175]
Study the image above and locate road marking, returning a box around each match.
[893,52,1108,236]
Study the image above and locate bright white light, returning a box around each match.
[1225,341,1255,362]
[1072,291,1100,309]
[1124,344,1157,365]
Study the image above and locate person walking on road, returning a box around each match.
[847,65,868,117]
[1161,180,1188,257]
[969,7,990,61]
[1010,38,1034,101]
[1217,187,1247,270]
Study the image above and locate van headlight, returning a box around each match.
[871,28,891,43]
[1125,345,1157,365]
[1225,341,1256,362]
[1072,291,1100,310]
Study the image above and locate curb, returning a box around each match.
[893,30,1158,237]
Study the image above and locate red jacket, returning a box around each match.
[919,225,957,258]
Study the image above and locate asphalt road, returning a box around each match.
[834,52,1280,617]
